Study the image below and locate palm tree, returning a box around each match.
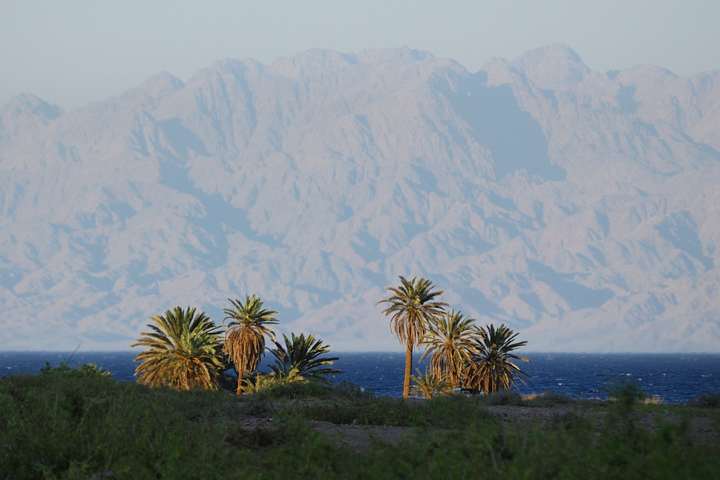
[242,372,293,394]
[269,333,340,382]
[224,295,278,395]
[412,370,451,399]
[464,324,528,394]
[421,309,476,388]
[133,306,224,391]
[379,276,447,399]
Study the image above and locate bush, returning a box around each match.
[641,395,664,406]
[687,393,720,408]
[248,379,372,401]
[2,371,719,478]
[482,390,524,406]
[39,361,112,378]
[342,403,719,479]
[605,380,647,408]
[0,371,347,478]
[522,391,573,406]
[291,394,491,428]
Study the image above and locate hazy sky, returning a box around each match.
[2,0,719,108]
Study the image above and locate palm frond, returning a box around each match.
[223,295,278,393]
[463,323,528,394]
[379,276,447,347]
[269,333,340,382]
[411,369,452,399]
[132,306,224,391]
[420,309,476,387]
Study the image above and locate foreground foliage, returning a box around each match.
[2,367,719,479]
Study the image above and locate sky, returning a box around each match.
[2,0,719,108]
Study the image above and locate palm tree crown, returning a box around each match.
[224,295,278,394]
[465,323,528,394]
[412,370,451,399]
[269,333,340,382]
[380,276,447,399]
[133,306,224,391]
[421,309,476,388]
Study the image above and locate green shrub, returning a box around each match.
[605,380,647,407]
[687,393,720,408]
[39,361,112,378]
[483,390,524,406]
[292,394,491,428]
[0,373,239,478]
[1,370,719,479]
[247,379,372,401]
[521,391,573,406]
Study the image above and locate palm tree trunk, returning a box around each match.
[236,366,244,395]
[403,344,413,400]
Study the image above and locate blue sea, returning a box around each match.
[1,352,718,404]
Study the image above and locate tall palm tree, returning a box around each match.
[224,295,278,395]
[421,309,476,388]
[269,333,340,382]
[379,276,447,399]
[464,324,528,394]
[133,306,224,391]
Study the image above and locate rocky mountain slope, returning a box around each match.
[1,45,719,351]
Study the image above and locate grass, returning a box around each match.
[688,393,720,408]
[1,365,719,479]
[287,394,493,428]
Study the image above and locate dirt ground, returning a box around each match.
[234,404,720,451]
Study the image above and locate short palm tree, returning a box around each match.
[412,370,451,399]
[379,276,447,399]
[269,333,340,382]
[421,309,476,388]
[464,324,528,394]
[224,295,278,395]
[133,306,224,391]
[241,370,302,393]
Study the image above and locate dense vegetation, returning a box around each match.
[1,366,719,479]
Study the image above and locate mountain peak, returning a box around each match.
[512,44,589,90]
[209,57,265,74]
[357,47,434,64]
[518,44,585,62]
[269,47,439,78]
[138,71,184,96]
[271,49,358,77]
[113,71,185,107]
[617,64,679,85]
[141,71,184,89]
[1,93,62,120]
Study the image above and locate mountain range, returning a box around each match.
[1,45,719,351]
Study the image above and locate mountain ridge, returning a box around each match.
[1,45,719,352]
